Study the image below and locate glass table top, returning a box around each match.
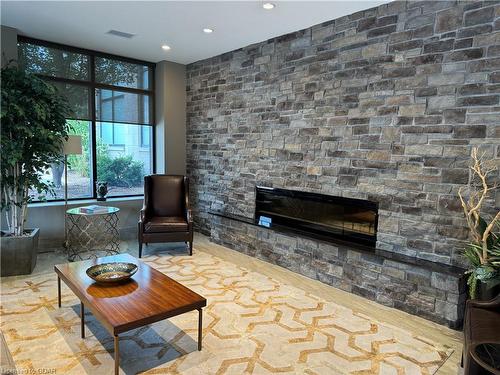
[66,205,120,215]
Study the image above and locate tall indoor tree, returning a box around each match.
[1,65,70,236]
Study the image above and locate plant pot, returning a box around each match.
[474,280,500,301]
[0,228,39,277]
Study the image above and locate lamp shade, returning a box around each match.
[63,135,82,155]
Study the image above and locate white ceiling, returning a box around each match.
[1,1,390,65]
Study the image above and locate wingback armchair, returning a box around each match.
[138,175,193,257]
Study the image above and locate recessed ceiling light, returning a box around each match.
[203,28,214,34]
[263,2,275,10]
[161,45,171,51]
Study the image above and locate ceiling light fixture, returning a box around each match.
[263,2,275,10]
[203,28,214,33]
[161,44,171,51]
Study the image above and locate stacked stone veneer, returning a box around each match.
[186,0,500,326]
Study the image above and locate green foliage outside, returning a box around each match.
[67,120,144,188]
[98,154,144,187]
[67,120,92,177]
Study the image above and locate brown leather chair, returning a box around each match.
[138,175,193,257]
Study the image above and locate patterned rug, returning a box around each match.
[1,249,453,374]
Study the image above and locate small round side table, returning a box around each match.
[66,206,120,261]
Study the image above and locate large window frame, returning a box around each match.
[19,36,156,202]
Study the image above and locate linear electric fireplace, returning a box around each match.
[255,186,378,247]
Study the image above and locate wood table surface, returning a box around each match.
[54,253,207,335]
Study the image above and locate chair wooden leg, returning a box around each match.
[139,240,143,258]
[80,302,85,338]
[189,241,193,256]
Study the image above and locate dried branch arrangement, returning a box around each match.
[458,147,500,299]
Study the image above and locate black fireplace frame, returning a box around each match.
[254,186,379,248]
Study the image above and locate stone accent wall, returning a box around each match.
[186,1,500,325]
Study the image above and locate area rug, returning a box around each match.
[1,249,453,374]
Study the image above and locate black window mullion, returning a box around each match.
[90,54,97,200]
[39,74,154,95]
[111,92,118,144]
[151,64,156,174]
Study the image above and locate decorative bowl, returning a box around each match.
[86,262,138,284]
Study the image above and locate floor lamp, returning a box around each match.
[62,135,82,249]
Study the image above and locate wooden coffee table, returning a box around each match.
[54,253,206,375]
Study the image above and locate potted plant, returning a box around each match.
[458,147,500,300]
[1,66,69,276]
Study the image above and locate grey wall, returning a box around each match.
[1,25,17,66]
[26,199,142,249]
[156,60,187,175]
[186,0,500,269]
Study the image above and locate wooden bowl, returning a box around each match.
[86,262,138,284]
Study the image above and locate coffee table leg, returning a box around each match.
[80,302,85,338]
[114,335,119,375]
[57,276,61,308]
[198,308,203,351]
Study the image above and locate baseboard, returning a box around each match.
[37,226,137,252]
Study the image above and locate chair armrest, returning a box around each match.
[184,176,192,224]
[467,293,500,310]
[139,206,148,223]
[140,175,150,224]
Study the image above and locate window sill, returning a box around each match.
[28,196,143,208]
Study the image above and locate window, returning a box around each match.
[18,42,89,80]
[141,126,151,147]
[28,120,93,201]
[96,123,153,197]
[99,122,126,146]
[95,57,151,90]
[51,82,91,120]
[95,89,150,124]
[19,37,155,201]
